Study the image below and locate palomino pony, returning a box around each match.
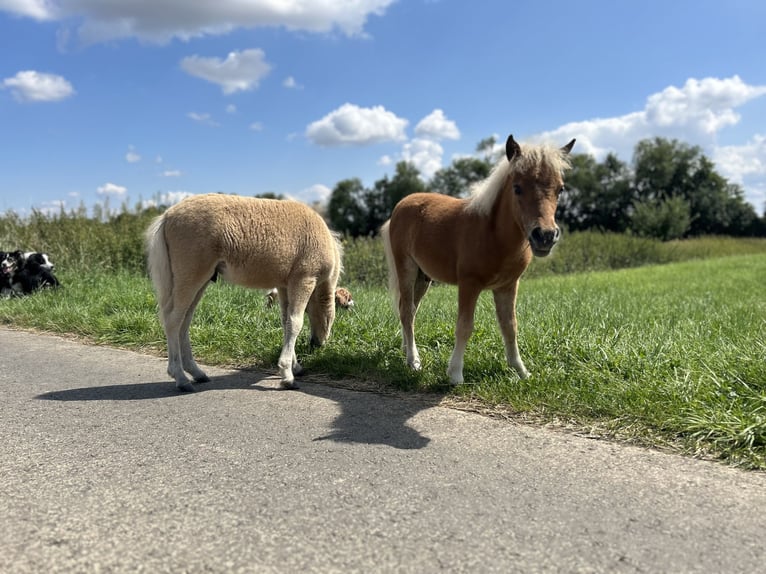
[381,134,575,385]
[145,193,343,392]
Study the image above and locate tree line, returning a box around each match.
[327,137,766,240]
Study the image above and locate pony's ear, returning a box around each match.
[506,135,522,161]
[561,139,576,154]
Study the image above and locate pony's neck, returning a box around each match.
[488,176,529,258]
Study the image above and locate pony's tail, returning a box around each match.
[145,214,172,327]
[380,220,399,312]
[331,230,344,288]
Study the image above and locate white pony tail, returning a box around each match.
[380,220,400,311]
[145,214,173,325]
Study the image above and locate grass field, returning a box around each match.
[1,253,764,468]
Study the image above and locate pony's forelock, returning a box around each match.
[466,143,572,216]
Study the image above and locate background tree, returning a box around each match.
[429,138,495,197]
[631,138,761,236]
[327,178,368,237]
[557,153,633,232]
[631,196,692,241]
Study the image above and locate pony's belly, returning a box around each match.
[220,265,281,289]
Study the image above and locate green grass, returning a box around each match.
[1,254,764,468]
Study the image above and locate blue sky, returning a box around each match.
[1,0,765,216]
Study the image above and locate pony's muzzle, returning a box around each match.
[529,226,560,256]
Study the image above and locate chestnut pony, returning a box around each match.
[381,134,575,384]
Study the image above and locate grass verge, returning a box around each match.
[1,255,764,468]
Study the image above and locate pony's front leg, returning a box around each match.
[493,285,530,379]
[447,283,481,385]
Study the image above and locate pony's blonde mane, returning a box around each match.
[465,143,573,216]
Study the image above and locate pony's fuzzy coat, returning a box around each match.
[146,193,343,391]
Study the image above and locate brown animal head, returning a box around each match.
[334,287,354,309]
[505,135,575,257]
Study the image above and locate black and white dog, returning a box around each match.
[0,250,60,297]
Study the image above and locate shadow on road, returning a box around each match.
[35,368,442,450]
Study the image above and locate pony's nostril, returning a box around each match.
[530,227,558,249]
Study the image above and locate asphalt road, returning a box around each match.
[1,327,764,573]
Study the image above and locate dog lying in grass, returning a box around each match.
[265,286,354,309]
[0,250,60,297]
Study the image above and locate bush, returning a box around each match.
[631,196,692,241]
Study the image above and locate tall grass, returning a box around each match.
[3,205,766,283]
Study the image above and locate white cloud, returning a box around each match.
[142,191,195,208]
[0,0,53,20]
[401,138,444,179]
[2,70,75,102]
[531,76,766,208]
[713,135,766,182]
[378,155,393,167]
[97,182,127,196]
[181,49,271,94]
[249,122,263,132]
[415,109,460,141]
[125,146,141,163]
[161,170,182,177]
[225,104,237,114]
[290,184,332,204]
[283,76,303,90]
[1,0,395,44]
[535,76,766,160]
[306,103,408,147]
[187,112,220,127]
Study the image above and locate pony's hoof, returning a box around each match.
[449,376,464,386]
[280,380,299,390]
[407,359,422,371]
[193,374,211,383]
[176,381,196,393]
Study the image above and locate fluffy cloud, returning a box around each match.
[415,109,460,141]
[290,184,333,204]
[531,76,766,208]
[283,76,303,90]
[187,112,220,127]
[125,146,141,163]
[306,103,408,147]
[535,76,766,160]
[713,135,766,183]
[401,138,444,179]
[97,182,127,196]
[1,0,395,44]
[2,70,75,102]
[0,0,52,20]
[142,191,195,209]
[181,49,271,94]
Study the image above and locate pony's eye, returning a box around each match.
[558,186,565,196]
[513,184,522,196]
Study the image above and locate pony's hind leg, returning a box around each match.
[278,279,315,388]
[277,287,303,376]
[179,281,211,383]
[493,284,530,379]
[162,278,209,392]
[397,259,422,370]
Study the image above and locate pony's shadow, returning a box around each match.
[36,368,440,450]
